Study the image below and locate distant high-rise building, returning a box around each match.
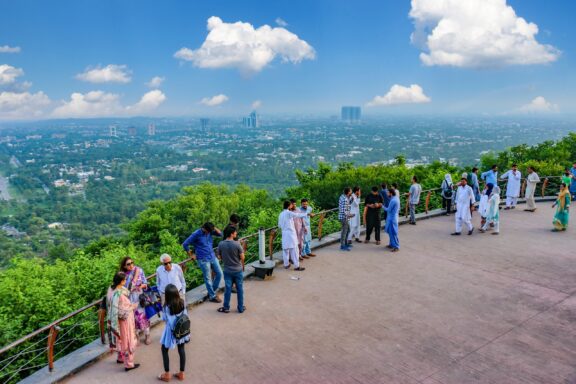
[109,125,117,137]
[128,127,137,136]
[341,106,361,122]
[200,118,210,130]
[147,123,156,136]
[243,111,260,128]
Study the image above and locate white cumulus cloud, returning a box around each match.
[0,45,21,54]
[366,84,431,107]
[275,18,288,27]
[251,100,262,109]
[409,0,560,67]
[0,64,24,85]
[174,16,315,75]
[52,90,166,118]
[76,64,132,84]
[146,76,165,88]
[518,96,558,113]
[0,91,51,119]
[200,94,229,107]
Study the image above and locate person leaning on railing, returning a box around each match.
[120,256,151,345]
[156,254,186,305]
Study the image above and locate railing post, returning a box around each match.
[47,326,60,372]
[542,178,549,198]
[424,191,431,214]
[98,308,106,344]
[258,227,265,263]
[268,229,277,259]
[317,212,326,241]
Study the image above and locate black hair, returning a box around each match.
[229,214,240,225]
[381,183,387,189]
[491,165,497,170]
[119,256,132,272]
[290,198,296,203]
[343,187,351,195]
[164,284,184,315]
[352,186,360,193]
[371,186,378,192]
[202,222,215,232]
[111,272,126,289]
[512,163,518,167]
[412,176,418,182]
[223,224,237,239]
[388,186,396,196]
[392,183,399,190]
[472,167,478,172]
[283,200,291,209]
[301,198,308,203]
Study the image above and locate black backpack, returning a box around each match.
[443,182,453,198]
[172,311,191,341]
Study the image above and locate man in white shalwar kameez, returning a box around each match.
[347,187,361,244]
[451,178,476,236]
[500,164,522,209]
[278,200,308,271]
[524,166,540,212]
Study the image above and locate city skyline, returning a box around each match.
[0,0,575,120]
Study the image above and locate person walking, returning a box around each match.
[338,187,354,251]
[451,177,475,236]
[524,166,540,212]
[500,164,522,209]
[480,186,501,235]
[120,257,151,345]
[384,186,400,252]
[157,284,190,382]
[481,165,498,187]
[155,254,186,305]
[441,174,454,215]
[300,199,316,256]
[348,187,362,244]
[217,225,245,314]
[182,222,223,303]
[278,200,309,269]
[108,272,140,372]
[552,183,571,231]
[408,176,422,225]
[478,183,493,229]
[363,186,383,244]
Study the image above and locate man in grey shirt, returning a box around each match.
[217,225,245,313]
[409,176,422,225]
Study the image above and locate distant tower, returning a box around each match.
[200,118,210,130]
[147,123,156,136]
[109,125,118,137]
[243,111,260,128]
[341,106,361,122]
[128,126,137,136]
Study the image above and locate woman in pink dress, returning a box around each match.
[109,272,141,372]
[120,257,151,345]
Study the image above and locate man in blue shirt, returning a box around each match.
[379,183,390,224]
[570,162,576,200]
[182,222,223,303]
[481,165,498,187]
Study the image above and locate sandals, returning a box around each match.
[217,307,230,313]
[173,372,185,381]
[158,372,171,382]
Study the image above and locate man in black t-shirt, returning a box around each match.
[364,186,383,244]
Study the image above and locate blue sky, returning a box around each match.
[0,0,574,119]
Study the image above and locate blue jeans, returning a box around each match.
[223,271,244,312]
[302,239,311,256]
[197,258,222,299]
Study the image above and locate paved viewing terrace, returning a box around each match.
[61,203,575,384]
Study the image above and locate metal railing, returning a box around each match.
[0,207,341,384]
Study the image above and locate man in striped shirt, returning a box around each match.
[338,187,354,251]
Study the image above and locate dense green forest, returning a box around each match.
[0,133,575,382]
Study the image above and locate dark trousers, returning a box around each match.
[442,197,452,214]
[162,344,186,372]
[365,215,381,241]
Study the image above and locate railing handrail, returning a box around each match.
[0,207,341,356]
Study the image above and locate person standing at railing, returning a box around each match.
[182,223,223,303]
[501,164,522,210]
[441,174,454,216]
[217,225,245,314]
[279,200,309,270]
[384,186,400,252]
[408,176,422,225]
[524,167,540,212]
[348,187,362,245]
[120,257,151,345]
[108,272,140,372]
[379,183,390,224]
[364,186,383,244]
[480,186,500,235]
[156,254,187,305]
[338,187,354,251]
[569,162,576,200]
[470,167,481,202]
[300,199,317,257]
[481,165,498,187]
[552,183,571,232]
[451,177,475,236]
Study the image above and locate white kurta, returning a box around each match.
[278,209,307,250]
[348,194,361,240]
[525,172,540,197]
[501,170,522,197]
[455,185,475,232]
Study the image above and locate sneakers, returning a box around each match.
[340,246,351,252]
[468,228,474,235]
[209,296,222,303]
[451,232,461,236]
[294,267,306,271]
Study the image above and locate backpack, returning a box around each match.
[172,311,191,341]
[443,181,453,198]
